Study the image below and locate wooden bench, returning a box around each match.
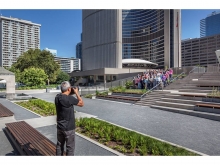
[5,121,60,156]
[196,103,220,109]
[0,103,14,118]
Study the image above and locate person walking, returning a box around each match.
[55,81,84,156]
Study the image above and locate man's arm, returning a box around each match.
[73,88,84,107]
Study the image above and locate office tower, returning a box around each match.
[182,34,220,67]
[54,57,81,73]
[0,16,41,67]
[200,11,220,37]
[82,9,181,71]
[76,42,82,59]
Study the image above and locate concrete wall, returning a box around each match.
[0,20,2,66]
[164,10,170,69]
[0,75,15,98]
[82,9,122,70]
[173,9,182,68]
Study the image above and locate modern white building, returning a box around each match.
[54,57,81,73]
[45,47,57,56]
[0,16,41,67]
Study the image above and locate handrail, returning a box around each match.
[140,71,185,100]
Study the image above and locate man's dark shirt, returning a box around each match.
[55,93,79,131]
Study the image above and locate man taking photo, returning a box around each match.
[55,81,84,156]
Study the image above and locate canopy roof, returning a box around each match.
[0,67,15,75]
[122,59,158,66]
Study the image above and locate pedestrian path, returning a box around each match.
[0,98,121,156]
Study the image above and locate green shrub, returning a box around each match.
[16,99,56,116]
[125,80,133,89]
[76,117,199,156]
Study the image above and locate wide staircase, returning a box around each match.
[136,66,220,122]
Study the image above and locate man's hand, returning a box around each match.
[72,87,78,94]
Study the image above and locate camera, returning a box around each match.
[70,86,79,95]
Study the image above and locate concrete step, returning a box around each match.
[150,105,220,122]
[135,102,152,106]
[181,86,214,90]
[160,98,220,105]
[155,101,195,110]
[178,89,213,93]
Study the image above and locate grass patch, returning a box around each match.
[208,87,220,98]
[15,99,56,116]
[76,117,199,156]
[109,86,146,94]
[17,84,59,90]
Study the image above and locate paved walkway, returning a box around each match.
[0,98,120,156]
[31,93,220,156]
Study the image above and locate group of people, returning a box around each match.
[132,68,173,90]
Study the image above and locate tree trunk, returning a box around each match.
[47,79,50,86]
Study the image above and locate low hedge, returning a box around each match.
[16,99,56,116]
[76,117,199,156]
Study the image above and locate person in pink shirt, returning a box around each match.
[169,68,173,80]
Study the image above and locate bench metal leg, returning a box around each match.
[4,128,26,156]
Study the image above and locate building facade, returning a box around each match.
[54,57,81,73]
[45,48,57,56]
[0,16,41,67]
[181,34,220,67]
[200,11,220,37]
[76,42,82,59]
[82,9,181,71]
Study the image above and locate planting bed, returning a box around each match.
[15,99,56,116]
[75,117,199,156]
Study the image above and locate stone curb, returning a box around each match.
[95,117,209,156]
[8,99,43,118]
[75,132,125,156]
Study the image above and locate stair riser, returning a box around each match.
[160,99,200,105]
[179,90,212,93]
[96,97,136,104]
[194,107,220,114]
[150,106,220,122]
[155,102,195,110]
[181,87,214,90]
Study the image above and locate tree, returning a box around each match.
[56,70,70,84]
[20,67,48,87]
[12,49,60,85]
[5,66,22,82]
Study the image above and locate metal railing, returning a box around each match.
[140,72,185,101]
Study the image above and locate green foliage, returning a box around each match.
[109,86,146,94]
[20,67,48,87]
[208,87,220,97]
[56,70,70,84]
[96,91,108,96]
[125,80,133,89]
[84,94,93,99]
[6,66,22,82]
[12,49,60,84]
[17,84,58,90]
[16,99,56,116]
[76,118,199,156]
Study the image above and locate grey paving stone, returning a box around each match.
[30,93,220,155]
[0,130,18,156]
[0,99,40,120]
[36,125,116,156]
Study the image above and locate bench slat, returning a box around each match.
[6,123,35,155]
[21,121,57,152]
[6,121,58,156]
[196,103,220,109]
[0,103,14,117]
[20,121,55,155]
[19,122,54,155]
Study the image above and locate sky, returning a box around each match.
[0,9,220,58]
[0,9,82,58]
